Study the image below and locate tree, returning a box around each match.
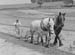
[37,0,44,8]
[31,0,36,3]
[63,0,74,6]
[44,0,51,2]
[72,0,74,6]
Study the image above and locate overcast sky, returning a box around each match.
[0,0,31,5]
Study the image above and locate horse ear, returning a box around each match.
[63,13,66,16]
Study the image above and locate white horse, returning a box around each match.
[29,17,55,47]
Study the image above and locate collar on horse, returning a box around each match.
[40,18,50,31]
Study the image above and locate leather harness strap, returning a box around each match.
[40,18,49,31]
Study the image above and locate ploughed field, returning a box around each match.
[0,8,75,55]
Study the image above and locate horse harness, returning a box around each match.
[40,18,50,31]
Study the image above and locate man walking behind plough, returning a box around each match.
[13,19,22,39]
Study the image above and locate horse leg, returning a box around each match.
[36,33,40,45]
[46,39,50,48]
[45,35,47,44]
[58,36,63,47]
[44,35,48,47]
[45,34,51,48]
[30,34,33,43]
[30,31,34,43]
[47,31,52,47]
[57,28,63,47]
[53,35,58,46]
[41,36,43,46]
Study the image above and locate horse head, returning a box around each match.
[48,17,55,34]
[62,13,66,21]
[47,18,51,28]
[61,13,66,26]
[54,12,66,31]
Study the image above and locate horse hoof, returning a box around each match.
[24,39,28,42]
[44,45,49,48]
[53,43,57,46]
[59,44,63,47]
[50,43,55,47]
[34,43,39,45]
[16,37,20,40]
[29,41,33,43]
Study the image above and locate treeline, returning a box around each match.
[31,0,74,7]
[31,0,63,3]
[64,0,73,4]
[31,0,73,3]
